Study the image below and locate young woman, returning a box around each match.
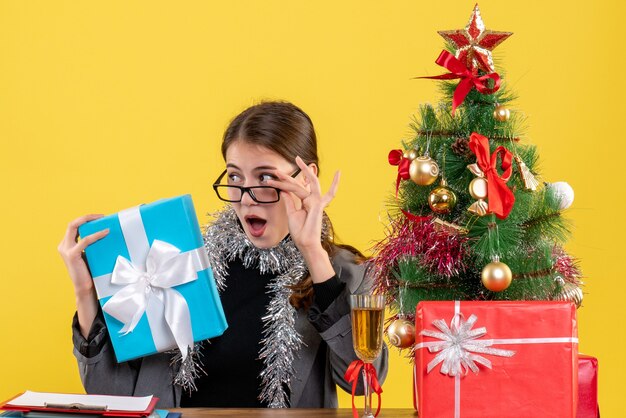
[58,101,388,408]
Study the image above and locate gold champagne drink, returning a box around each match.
[352,307,384,362]
[350,294,385,418]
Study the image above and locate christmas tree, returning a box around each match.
[374,4,583,350]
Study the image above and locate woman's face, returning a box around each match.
[224,140,307,249]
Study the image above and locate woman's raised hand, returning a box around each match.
[58,214,109,337]
[269,156,340,282]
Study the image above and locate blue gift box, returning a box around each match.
[78,195,227,363]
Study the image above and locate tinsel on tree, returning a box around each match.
[375,4,583,350]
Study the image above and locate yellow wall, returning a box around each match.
[1,1,623,415]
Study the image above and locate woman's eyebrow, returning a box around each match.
[253,165,278,171]
[225,164,279,171]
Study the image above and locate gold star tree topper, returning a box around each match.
[438,4,512,73]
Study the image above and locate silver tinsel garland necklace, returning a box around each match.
[203,206,329,408]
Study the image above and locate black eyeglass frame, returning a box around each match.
[212,168,302,203]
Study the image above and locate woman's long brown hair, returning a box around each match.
[221,101,365,310]
[288,217,366,310]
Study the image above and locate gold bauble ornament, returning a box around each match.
[409,156,440,186]
[428,179,457,214]
[403,149,419,161]
[387,318,416,349]
[493,105,510,121]
[481,259,513,292]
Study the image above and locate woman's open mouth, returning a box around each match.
[244,215,267,238]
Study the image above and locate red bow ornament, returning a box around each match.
[388,149,412,197]
[468,132,515,219]
[418,50,501,115]
[401,209,431,223]
[344,360,383,418]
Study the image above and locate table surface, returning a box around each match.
[173,408,417,417]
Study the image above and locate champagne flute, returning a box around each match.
[350,294,385,418]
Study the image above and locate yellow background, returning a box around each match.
[1,0,623,415]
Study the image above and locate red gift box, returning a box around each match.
[577,355,599,418]
[414,301,578,418]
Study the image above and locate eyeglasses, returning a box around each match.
[212,168,301,203]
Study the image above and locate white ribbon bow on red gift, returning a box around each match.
[420,313,516,377]
[102,239,197,359]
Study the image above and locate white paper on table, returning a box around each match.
[6,391,153,412]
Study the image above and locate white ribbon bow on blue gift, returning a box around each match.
[102,239,197,358]
[420,313,516,376]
